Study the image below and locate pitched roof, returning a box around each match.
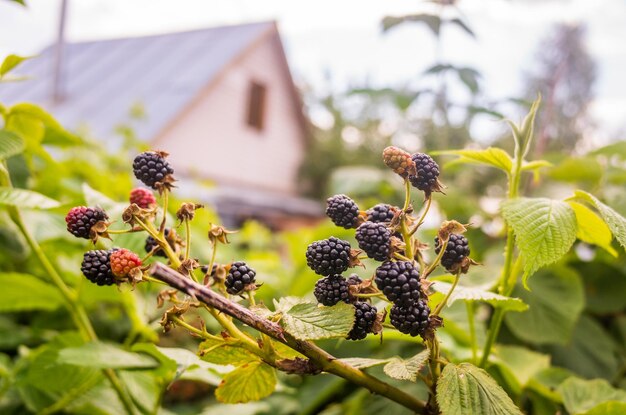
[0,21,276,141]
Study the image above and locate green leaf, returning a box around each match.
[449,18,475,38]
[280,301,355,340]
[0,130,25,160]
[569,201,617,256]
[338,358,392,369]
[501,198,577,287]
[558,377,626,414]
[199,337,260,366]
[574,261,626,314]
[0,54,33,77]
[382,13,441,36]
[0,273,64,312]
[591,141,626,160]
[0,187,60,209]
[215,361,277,404]
[436,363,523,415]
[550,157,603,184]
[432,281,527,312]
[383,349,429,382]
[6,103,81,147]
[509,95,541,159]
[584,402,626,415]
[504,267,584,345]
[491,346,550,393]
[520,159,552,171]
[573,190,626,251]
[436,147,512,173]
[458,67,480,94]
[57,342,159,369]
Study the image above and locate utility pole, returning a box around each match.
[52,0,68,104]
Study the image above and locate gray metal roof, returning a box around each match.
[0,21,274,141]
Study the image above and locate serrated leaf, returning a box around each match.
[58,342,159,369]
[0,187,60,209]
[0,130,25,160]
[436,147,512,173]
[383,349,429,382]
[0,273,64,312]
[491,346,550,392]
[437,363,523,415]
[501,198,577,287]
[558,377,626,414]
[573,190,626,251]
[432,281,527,312]
[339,358,392,369]
[0,54,33,77]
[280,302,355,340]
[569,201,617,256]
[199,337,260,366]
[215,361,276,404]
[273,296,308,314]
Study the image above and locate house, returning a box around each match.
[0,21,322,229]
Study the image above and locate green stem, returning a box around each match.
[432,272,460,316]
[423,239,448,278]
[184,219,191,260]
[159,190,169,234]
[402,179,411,212]
[466,302,478,364]
[409,196,432,236]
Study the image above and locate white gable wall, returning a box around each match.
[152,29,306,195]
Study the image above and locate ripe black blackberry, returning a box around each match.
[374,261,422,306]
[133,151,174,189]
[326,194,361,229]
[366,204,396,224]
[81,249,117,286]
[66,206,108,239]
[347,302,377,341]
[389,300,430,338]
[355,222,392,261]
[306,237,352,276]
[145,228,173,258]
[408,153,441,195]
[314,275,351,306]
[346,274,362,287]
[225,261,256,295]
[435,234,470,273]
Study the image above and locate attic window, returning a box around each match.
[246,81,266,131]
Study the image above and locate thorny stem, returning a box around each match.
[432,271,460,316]
[184,219,191,260]
[159,189,169,234]
[150,263,427,413]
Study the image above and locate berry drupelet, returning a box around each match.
[225,261,256,295]
[66,206,108,239]
[434,234,470,273]
[326,194,361,229]
[347,302,378,341]
[389,300,431,338]
[355,222,392,261]
[81,249,117,286]
[314,275,351,306]
[133,151,174,190]
[305,237,352,276]
[374,261,422,307]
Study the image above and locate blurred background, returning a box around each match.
[1,1,626,414]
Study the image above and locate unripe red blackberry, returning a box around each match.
[66,206,108,239]
[129,188,156,209]
[81,249,117,286]
[225,261,256,295]
[347,302,377,341]
[326,194,361,229]
[305,237,352,276]
[133,151,174,189]
[383,146,416,178]
[408,153,441,195]
[314,275,351,306]
[366,204,396,224]
[110,249,142,277]
[355,222,392,261]
[145,228,173,257]
[389,300,430,338]
[434,234,470,273]
[374,261,422,306]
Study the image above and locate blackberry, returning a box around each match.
[389,300,430,338]
[306,237,352,276]
[366,204,396,224]
[408,153,441,194]
[81,249,117,286]
[129,188,156,209]
[435,234,470,273]
[65,206,108,239]
[133,151,174,189]
[346,274,362,287]
[347,302,377,341]
[145,228,173,258]
[374,261,422,306]
[314,275,351,306]
[355,222,391,261]
[225,261,256,295]
[110,249,142,277]
[383,146,416,178]
[326,194,361,229]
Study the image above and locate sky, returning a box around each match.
[0,0,625,145]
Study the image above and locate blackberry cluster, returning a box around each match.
[389,300,431,337]
[366,204,396,224]
[435,234,470,273]
[145,228,173,258]
[355,222,391,261]
[81,249,117,286]
[305,237,352,276]
[374,261,422,307]
[314,275,351,306]
[408,153,440,194]
[66,206,108,239]
[347,302,377,341]
[326,194,361,229]
[129,188,156,209]
[133,151,174,189]
[225,261,256,295]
